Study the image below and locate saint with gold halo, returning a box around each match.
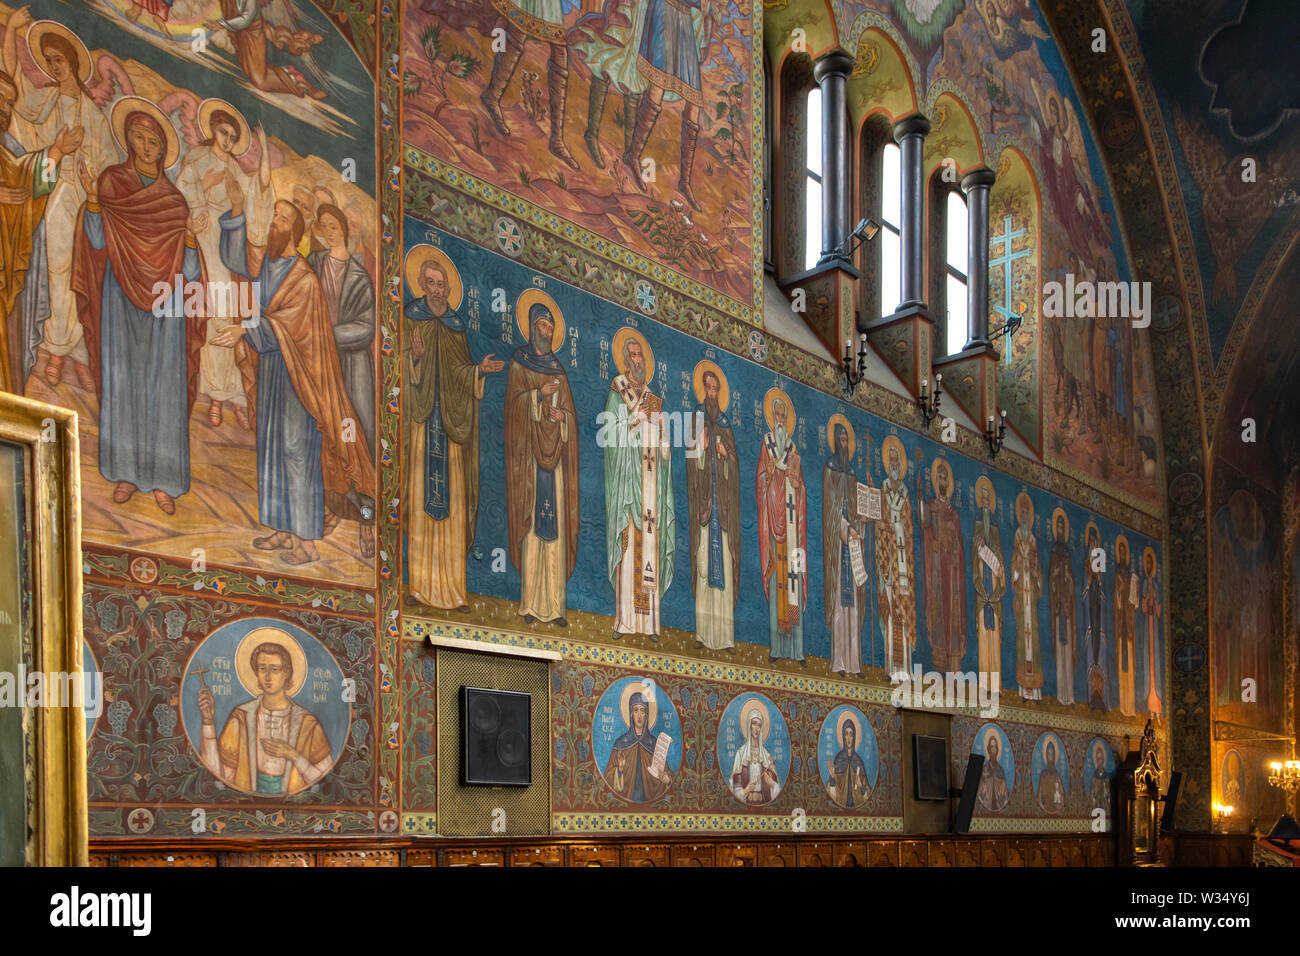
[196,627,334,796]
[971,475,1005,685]
[604,325,674,639]
[687,359,739,650]
[756,387,807,663]
[404,246,504,611]
[822,413,867,675]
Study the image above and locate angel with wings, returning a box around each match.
[1030,76,1105,259]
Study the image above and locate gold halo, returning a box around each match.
[611,326,654,381]
[832,708,862,749]
[1091,740,1109,764]
[737,697,771,744]
[692,359,728,411]
[619,680,659,729]
[234,626,308,698]
[1114,533,1130,561]
[197,98,251,156]
[516,289,566,352]
[763,387,796,435]
[1084,521,1100,546]
[1040,733,1062,761]
[880,435,907,480]
[982,727,1003,755]
[1050,507,1069,537]
[930,456,952,498]
[27,20,92,83]
[975,476,996,509]
[403,244,462,310]
[827,413,854,458]
[1142,546,1157,573]
[1015,492,1034,523]
[110,96,180,169]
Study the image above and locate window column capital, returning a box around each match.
[960,166,997,194]
[893,113,931,142]
[812,50,856,85]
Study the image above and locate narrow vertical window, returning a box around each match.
[945,190,969,356]
[880,142,901,316]
[805,87,823,270]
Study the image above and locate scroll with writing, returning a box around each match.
[649,732,673,780]
[850,536,869,587]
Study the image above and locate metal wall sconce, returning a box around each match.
[836,217,880,260]
[842,332,869,395]
[917,375,942,427]
[985,409,1007,456]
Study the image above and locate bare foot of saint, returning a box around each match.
[253,531,294,551]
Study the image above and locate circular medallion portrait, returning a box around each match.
[1031,731,1068,814]
[591,675,681,805]
[717,693,790,808]
[972,722,1015,813]
[181,618,350,796]
[817,705,879,810]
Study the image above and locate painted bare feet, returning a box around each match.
[280,541,319,565]
[253,531,294,551]
[44,354,64,387]
[359,523,375,559]
[112,481,137,504]
[74,362,94,391]
[208,400,223,427]
[234,405,251,430]
[153,490,175,515]
[324,512,341,536]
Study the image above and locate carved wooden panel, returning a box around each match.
[955,840,981,866]
[511,846,565,866]
[833,842,866,867]
[672,844,715,866]
[869,840,899,866]
[569,844,620,867]
[929,840,955,866]
[796,843,829,867]
[117,853,216,867]
[900,841,929,866]
[322,849,399,867]
[758,843,797,866]
[1024,839,1050,867]
[981,840,1006,866]
[624,844,670,867]
[717,844,757,867]
[406,847,438,867]
[1005,840,1027,867]
[441,848,504,867]
[225,851,314,867]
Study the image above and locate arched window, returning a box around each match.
[945,190,969,356]
[880,142,902,317]
[805,86,823,270]
[856,121,901,321]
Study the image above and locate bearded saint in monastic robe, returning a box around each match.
[1113,537,1138,717]
[1048,512,1077,704]
[972,480,1006,684]
[504,302,580,625]
[919,453,964,674]
[404,254,502,610]
[873,440,915,681]
[1082,524,1109,710]
[1011,495,1044,701]
[1037,740,1066,814]
[822,422,867,675]
[686,366,740,650]
[756,394,807,664]
[604,330,675,640]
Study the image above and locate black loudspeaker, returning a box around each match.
[1160,770,1181,831]
[953,753,985,834]
[459,686,532,786]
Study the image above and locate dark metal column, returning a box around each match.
[893,113,931,309]
[813,51,855,265]
[961,167,997,348]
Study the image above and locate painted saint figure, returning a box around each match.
[404,247,502,609]
[0,67,81,393]
[977,730,1011,812]
[604,327,675,640]
[212,181,376,565]
[824,715,870,809]
[1037,738,1066,814]
[873,437,915,680]
[1082,521,1109,710]
[71,98,205,516]
[1048,508,1077,705]
[756,388,807,664]
[1011,493,1044,701]
[479,0,579,169]
[730,704,781,805]
[603,688,673,804]
[1141,547,1162,715]
[2,14,118,393]
[1088,741,1111,815]
[1113,535,1138,717]
[175,99,269,433]
[822,415,867,675]
[687,361,740,651]
[571,0,649,169]
[622,0,715,208]
[972,477,1006,685]
[919,452,964,674]
[504,295,580,625]
[197,628,333,795]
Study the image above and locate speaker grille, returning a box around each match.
[437,648,550,836]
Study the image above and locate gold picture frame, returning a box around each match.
[0,391,86,866]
